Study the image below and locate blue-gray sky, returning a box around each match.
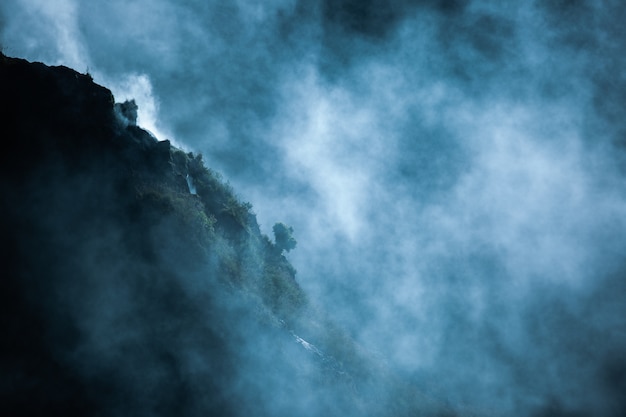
[3,1,626,415]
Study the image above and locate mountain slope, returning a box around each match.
[0,53,457,417]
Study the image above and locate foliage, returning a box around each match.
[261,262,307,315]
[142,145,306,315]
[273,222,297,253]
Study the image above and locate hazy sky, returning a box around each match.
[3,1,626,415]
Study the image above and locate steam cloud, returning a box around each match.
[2,1,626,415]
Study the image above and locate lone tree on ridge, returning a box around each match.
[273,222,297,253]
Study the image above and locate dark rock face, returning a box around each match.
[0,54,310,417]
[0,53,235,416]
[1,56,114,157]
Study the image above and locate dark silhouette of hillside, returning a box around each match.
[0,53,457,417]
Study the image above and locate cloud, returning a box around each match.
[1,0,88,68]
[101,72,174,144]
[270,69,391,242]
[3,0,626,415]
[425,103,626,286]
[250,5,626,414]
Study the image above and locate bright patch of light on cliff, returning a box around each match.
[291,332,323,357]
[186,174,197,195]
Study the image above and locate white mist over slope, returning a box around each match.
[3,1,626,415]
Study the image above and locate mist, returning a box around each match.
[3,1,626,415]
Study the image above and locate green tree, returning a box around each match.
[273,222,297,253]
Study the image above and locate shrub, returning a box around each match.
[273,222,297,253]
